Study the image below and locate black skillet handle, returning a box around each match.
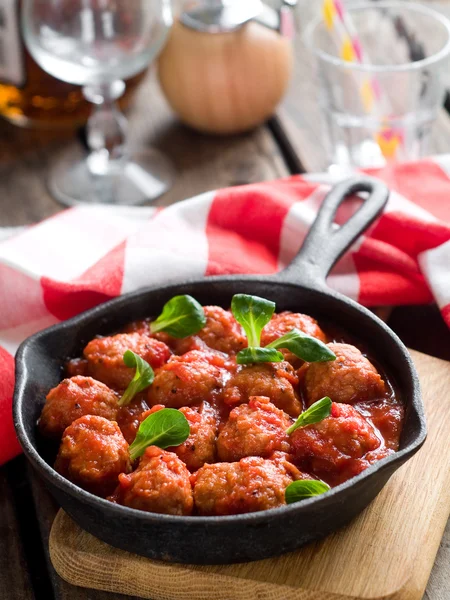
[276,176,389,289]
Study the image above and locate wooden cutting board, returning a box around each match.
[49,350,450,600]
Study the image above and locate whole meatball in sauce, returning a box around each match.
[304,343,386,406]
[148,350,228,408]
[290,402,381,486]
[262,311,327,345]
[217,396,291,462]
[170,402,218,472]
[84,332,171,390]
[153,306,246,356]
[39,376,119,439]
[193,306,246,354]
[261,312,327,366]
[55,415,131,497]
[110,446,193,515]
[192,452,304,516]
[223,361,302,417]
[135,402,218,472]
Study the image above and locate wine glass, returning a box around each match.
[22,0,174,206]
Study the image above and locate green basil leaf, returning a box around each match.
[231,294,276,347]
[149,295,206,338]
[286,397,332,435]
[236,347,284,365]
[267,328,336,363]
[285,480,331,504]
[118,350,155,407]
[129,408,190,461]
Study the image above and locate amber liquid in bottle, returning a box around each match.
[0,0,144,129]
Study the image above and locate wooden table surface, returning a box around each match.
[1,3,450,600]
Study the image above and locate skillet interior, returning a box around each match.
[14,275,426,564]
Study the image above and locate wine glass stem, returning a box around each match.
[83,81,128,177]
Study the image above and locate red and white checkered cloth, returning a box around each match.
[2,157,450,466]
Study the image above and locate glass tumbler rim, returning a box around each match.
[304,0,450,73]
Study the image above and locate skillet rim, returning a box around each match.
[13,274,427,526]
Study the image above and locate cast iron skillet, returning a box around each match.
[13,176,426,564]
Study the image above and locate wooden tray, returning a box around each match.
[49,350,450,600]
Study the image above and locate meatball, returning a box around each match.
[110,446,193,515]
[84,332,171,390]
[148,350,228,408]
[261,312,327,366]
[194,306,246,354]
[39,376,119,439]
[217,396,291,461]
[262,311,327,345]
[116,395,150,444]
[133,402,217,471]
[136,402,219,472]
[55,415,131,496]
[304,343,386,406]
[170,402,218,471]
[152,306,246,356]
[290,402,381,485]
[223,361,302,417]
[192,452,303,516]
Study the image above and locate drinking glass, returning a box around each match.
[305,1,450,170]
[22,0,174,206]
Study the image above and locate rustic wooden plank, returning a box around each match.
[0,66,289,227]
[0,467,35,600]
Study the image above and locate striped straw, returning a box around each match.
[322,0,403,161]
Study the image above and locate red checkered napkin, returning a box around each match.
[1,158,450,465]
